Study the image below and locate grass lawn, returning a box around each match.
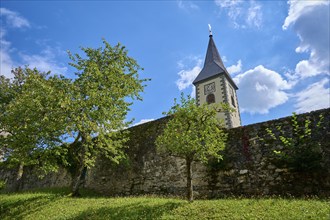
[0,188,329,219]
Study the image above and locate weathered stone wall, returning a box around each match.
[1,108,329,198]
[207,108,330,197]
[85,108,330,198]
[0,166,71,191]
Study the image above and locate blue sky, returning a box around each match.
[1,1,329,126]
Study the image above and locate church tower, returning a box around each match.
[193,29,241,128]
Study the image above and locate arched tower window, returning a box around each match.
[206,93,215,104]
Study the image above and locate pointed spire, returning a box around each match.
[193,27,238,90]
[203,34,226,70]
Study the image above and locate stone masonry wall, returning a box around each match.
[1,108,329,198]
[85,108,330,198]
[0,166,71,191]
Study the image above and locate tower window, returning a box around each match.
[231,96,236,107]
[229,85,236,107]
[206,93,215,104]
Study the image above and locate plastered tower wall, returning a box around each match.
[195,75,241,128]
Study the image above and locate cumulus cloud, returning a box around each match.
[176,56,202,92]
[234,65,291,114]
[294,78,330,113]
[283,0,329,30]
[176,64,202,90]
[227,60,242,75]
[283,1,330,79]
[133,119,155,127]
[215,0,262,29]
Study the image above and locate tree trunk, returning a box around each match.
[13,162,24,192]
[186,157,193,202]
[69,132,87,197]
[71,164,87,197]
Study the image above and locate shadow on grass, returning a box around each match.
[72,201,183,220]
[0,187,103,198]
[23,187,71,195]
[0,193,60,220]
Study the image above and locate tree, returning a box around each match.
[155,94,228,201]
[1,40,148,195]
[266,112,326,172]
[63,40,149,196]
[0,67,68,191]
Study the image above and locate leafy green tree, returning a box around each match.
[266,112,326,171]
[1,40,148,195]
[0,67,68,191]
[63,40,148,196]
[155,94,228,201]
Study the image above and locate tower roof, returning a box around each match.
[193,34,238,90]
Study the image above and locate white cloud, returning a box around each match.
[215,0,243,28]
[0,38,14,78]
[247,1,262,28]
[215,0,262,29]
[294,60,326,79]
[0,8,67,78]
[222,55,228,63]
[0,8,30,78]
[294,78,330,113]
[234,65,291,114]
[133,119,155,127]
[0,8,30,28]
[20,51,68,75]
[176,56,202,91]
[176,64,202,90]
[283,0,329,30]
[227,60,242,75]
[190,86,196,98]
[0,28,6,38]
[283,1,330,79]
[215,0,242,8]
[177,1,199,11]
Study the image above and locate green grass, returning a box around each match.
[0,188,329,220]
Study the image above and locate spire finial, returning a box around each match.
[208,24,212,36]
